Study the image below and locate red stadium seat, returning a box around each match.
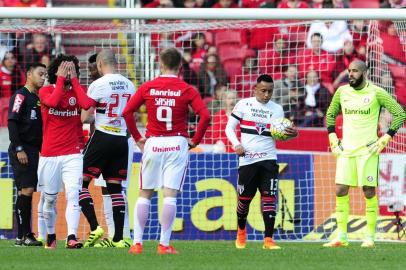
[388,64,406,80]
[222,59,244,79]
[0,98,9,127]
[215,30,247,47]
[350,0,380,8]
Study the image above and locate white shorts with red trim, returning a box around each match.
[37,153,83,194]
[140,136,188,191]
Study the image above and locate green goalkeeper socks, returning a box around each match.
[336,195,349,238]
[365,196,378,239]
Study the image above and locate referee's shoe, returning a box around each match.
[22,233,43,246]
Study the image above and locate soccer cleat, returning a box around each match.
[15,238,23,247]
[94,238,128,248]
[65,236,83,249]
[37,236,45,245]
[361,237,375,248]
[323,238,349,247]
[45,238,57,249]
[128,243,143,254]
[23,233,43,247]
[235,228,247,249]
[262,237,281,250]
[157,244,178,255]
[124,238,132,247]
[83,226,104,247]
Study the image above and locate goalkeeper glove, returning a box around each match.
[328,133,343,157]
[367,134,392,155]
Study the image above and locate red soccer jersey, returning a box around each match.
[39,76,94,156]
[123,75,210,145]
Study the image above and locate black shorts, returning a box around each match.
[83,130,128,181]
[237,160,279,198]
[8,145,39,191]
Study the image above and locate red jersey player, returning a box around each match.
[124,47,210,255]
[37,55,95,249]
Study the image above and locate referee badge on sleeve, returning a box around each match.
[12,94,25,113]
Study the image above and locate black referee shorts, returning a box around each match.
[83,130,128,181]
[237,160,279,198]
[8,145,39,191]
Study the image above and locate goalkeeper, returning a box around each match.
[325,60,405,248]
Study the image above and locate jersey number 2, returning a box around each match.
[157,106,173,131]
[108,93,131,117]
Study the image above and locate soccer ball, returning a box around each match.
[270,118,293,141]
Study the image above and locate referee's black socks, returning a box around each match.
[16,194,33,238]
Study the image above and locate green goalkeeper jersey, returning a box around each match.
[326,81,406,157]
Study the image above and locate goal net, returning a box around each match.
[0,16,405,242]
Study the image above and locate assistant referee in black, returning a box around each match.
[8,63,46,246]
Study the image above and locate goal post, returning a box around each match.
[0,8,405,242]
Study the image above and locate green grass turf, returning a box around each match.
[0,240,405,270]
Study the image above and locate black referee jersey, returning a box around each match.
[8,87,42,151]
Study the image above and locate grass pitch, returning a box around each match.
[0,240,405,270]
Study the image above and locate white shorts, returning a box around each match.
[37,154,83,194]
[93,137,134,189]
[140,136,188,191]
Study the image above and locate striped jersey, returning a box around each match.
[226,97,284,166]
[88,73,135,136]
[326,81,406,157]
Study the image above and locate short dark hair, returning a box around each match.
[48,54,80,84]
[311,32,323,42]
[26,63,46,75]
[257,74,273,84]
[160,48,182,71]
[88,53,97,64]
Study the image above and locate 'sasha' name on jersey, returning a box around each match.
[150,88,180,107]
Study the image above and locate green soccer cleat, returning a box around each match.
[94,238,128,248]
[84,226,104,248]
[323,237,349,247]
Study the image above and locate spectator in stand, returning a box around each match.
[350,20,368,58]
[381,0,406,8]
[198,53,228,97]
[143,0,174,7]
[0,51,25,98]
[277,0,309,8]
[380,22,405,64]
[332,39,363,89]
[195,0,217,7]
[241,0,268,7]
[310,0,324,8]
[207,84,227,115]
[191,33,208,71]
[207,45,217,56]
[182,0,196,7]
[258,37,294,80]
[180,50,199,87]
[272,65,304,107]
[301,70,331,127]
[298,32,336,93]
[306,21,352,53]
[322,0,349,8]
[212,90,239,153]
[212,0,238,8]
[19,33,52,70]
[4,0,46,7]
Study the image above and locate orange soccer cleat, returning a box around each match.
[235,228,247,249]
[262,237,281,250]
[157,244,178,255]
[128,243,143,254]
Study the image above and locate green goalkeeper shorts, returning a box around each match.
[335,154,379,187]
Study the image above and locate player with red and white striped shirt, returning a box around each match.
[38,55,96,249]
[123,47,210,255]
